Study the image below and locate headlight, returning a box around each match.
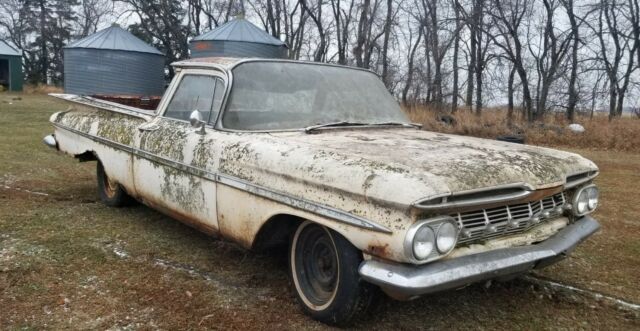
[587,187,599,210]
[435,221,458,254]
[572,184,599,216]
[412,225,435,260]
[406,217,459,262]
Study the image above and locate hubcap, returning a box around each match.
[294,224,339,307]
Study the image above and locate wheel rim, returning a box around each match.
[103,170,118,199]
[292,223,339,309]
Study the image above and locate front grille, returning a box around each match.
[453,192,566,245]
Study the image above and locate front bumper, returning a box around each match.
[359,216,600,299]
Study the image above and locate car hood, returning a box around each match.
[219,128,598,211]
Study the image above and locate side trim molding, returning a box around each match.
[51,122,392,234]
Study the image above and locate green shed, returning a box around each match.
[0,40,23,92]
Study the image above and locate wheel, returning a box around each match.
[289,221,378,326]
[97,161,133,207]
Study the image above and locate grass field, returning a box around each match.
[1,93,639,329]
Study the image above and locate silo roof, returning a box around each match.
[192,18,287,47]
[0,40,21,56]
[65,25,163,55]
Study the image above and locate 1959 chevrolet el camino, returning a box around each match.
[44,57,601,325]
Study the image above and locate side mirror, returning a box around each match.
[189,110,206,134]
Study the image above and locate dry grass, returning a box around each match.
[405,104,640,152]
[22,84,63,94]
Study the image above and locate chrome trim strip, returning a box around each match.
[564,171,599,189]
[51,122,392,234]
[49,93,154,120]
[412,183,534,210]
[359,216,600,298]
[216,174,390,233]
[454,192,566,245]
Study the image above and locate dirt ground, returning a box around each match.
[1,93,639,330]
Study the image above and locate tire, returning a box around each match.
[97,161,133,207]
[289,221,378,326]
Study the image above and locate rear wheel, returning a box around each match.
[97,161,133,207]
[289,221,378,326]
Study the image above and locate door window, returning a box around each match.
[164,75,225,124]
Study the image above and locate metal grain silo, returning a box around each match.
[0,40,23,92]
[190,18,288,59]
[64,25,165,96]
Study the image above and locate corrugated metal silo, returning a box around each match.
[64,25,165,96]
[0,40,23,91]
[190,18,288,59]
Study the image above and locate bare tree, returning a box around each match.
[76,0,113,37]
[560,0,580,121]
[300,0,328,61]
[590,0,639,119]
[117,0,190,77]
[530,0,572,119]
[488,0,535,121]
[330,0,356,64]
[402,19,423,104]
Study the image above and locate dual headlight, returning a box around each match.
[405,217,459,262]
[572,184,599,216]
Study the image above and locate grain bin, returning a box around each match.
[0,40,23,92]
[64,25,165,96]
[190,18,288,59]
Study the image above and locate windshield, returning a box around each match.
[222,61,409,130]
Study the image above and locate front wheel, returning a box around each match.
[289,221,378,326]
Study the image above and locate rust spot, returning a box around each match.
[366,243,390,259]
[192,41,211,51]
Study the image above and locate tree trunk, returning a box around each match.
[451,0,461,113]
[466,30,476,109]
[564,0,579,122]
[39,0,48,84]
[507,65,516,126]
[402,30,423,105]
[381,0,393,86]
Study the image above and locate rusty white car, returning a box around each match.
[44,57,601,325]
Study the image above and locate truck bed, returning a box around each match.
[49,93,157,120]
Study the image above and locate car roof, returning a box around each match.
[173,57,244,70]
[172,57,378,77]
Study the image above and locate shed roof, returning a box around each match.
[65,25,163,55]
[192,18,287,47]
[0,40,21,56]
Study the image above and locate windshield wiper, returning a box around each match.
[304,121,370,133]
[304,121,422,133]
[369,121,422,129]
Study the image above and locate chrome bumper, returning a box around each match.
[43,134,58,149]
[359,216,600,299]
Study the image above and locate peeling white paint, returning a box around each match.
[48,59,600,265]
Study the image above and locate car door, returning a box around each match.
[133,70,227,234]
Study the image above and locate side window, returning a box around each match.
[164,75,218,122]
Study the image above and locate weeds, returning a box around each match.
[405,104,640,152]
[22,84,63,94]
